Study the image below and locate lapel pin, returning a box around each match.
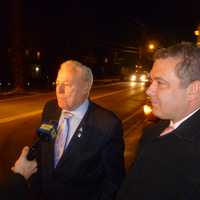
[77,126,83,138]
[77,133,82,138]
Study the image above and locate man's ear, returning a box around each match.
[187,80,200,101]
[82,83,90,94]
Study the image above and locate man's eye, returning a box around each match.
[157,80,167,86]
[56,82,70,87]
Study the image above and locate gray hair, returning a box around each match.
[154,42,200,87]
[60,60,93,90]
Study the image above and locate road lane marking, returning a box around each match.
[0,88,142,124]
[0,82,128,103]
[91,88,131,100]
[0,92,55,103]
[0,107,142,125]
[122,108,142,123]
[0,110,42,124]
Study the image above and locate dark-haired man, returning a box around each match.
[116,42,200,200]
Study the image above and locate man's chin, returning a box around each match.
[58,101,69,110]
[152,110,169,120]
[152,108,162,119]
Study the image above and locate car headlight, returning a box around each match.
[143,103,158,121]
[130,74,137,81]
[143,104,152,116]
[140,74,148,82]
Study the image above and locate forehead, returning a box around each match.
[57,65,83,82]
[150,57,181,78]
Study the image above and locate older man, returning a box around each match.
[31,60,125,200]
[116,42,200,200]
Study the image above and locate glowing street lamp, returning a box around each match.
[148,42,156,52]
[35,66,40,72]
[194,30,199,36]
[37,51,41,60]
[194,25,200,47]
[32,64,41,78]
[148,43,155,50]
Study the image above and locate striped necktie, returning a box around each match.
[54,112,73,167]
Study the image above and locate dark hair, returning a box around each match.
[154,42,200,87]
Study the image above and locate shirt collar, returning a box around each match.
[63,99,89,120]
[169,107,200,129]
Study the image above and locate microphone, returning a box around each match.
[37,122,57,141]
[27,121,58,160]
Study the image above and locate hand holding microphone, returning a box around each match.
[11,146,38,180]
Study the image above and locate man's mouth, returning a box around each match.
[150,99,159,106]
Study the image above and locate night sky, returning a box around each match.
[0,0,200,84]
[1,0,200,83]
[2,0,200,48]
[27,0,200,45]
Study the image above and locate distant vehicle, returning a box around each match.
[120,65,150,83]
[129,70,149,83]
[143,97,159,122]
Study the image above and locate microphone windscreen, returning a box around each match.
[27,121,58,160]
[37,122,57,141]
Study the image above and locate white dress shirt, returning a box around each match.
[59,99,89,148]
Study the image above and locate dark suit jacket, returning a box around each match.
[31,99,125,200]
[1,173,28,200]
[116,109,200,200]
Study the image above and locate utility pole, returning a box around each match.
[9,0,25,92]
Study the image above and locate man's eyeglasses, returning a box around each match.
[55,81,70,87]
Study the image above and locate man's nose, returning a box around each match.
[146,82,156,97]
[58,84,65,93]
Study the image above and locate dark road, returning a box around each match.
[0,82,148,180]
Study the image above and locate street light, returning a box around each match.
[148,42,156,52]
[37,51,41,60]
[148,43,155,50]
[194,25,200,47]
[35,66,40,72]
[194,30,199,36]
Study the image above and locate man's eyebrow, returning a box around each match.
[154,77,169,83]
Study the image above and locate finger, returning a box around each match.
[11,166,15,172]
[32,167,38,174]
[32,160,38,168]
[20,146,30,158]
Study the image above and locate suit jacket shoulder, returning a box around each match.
[87,101,122,131]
